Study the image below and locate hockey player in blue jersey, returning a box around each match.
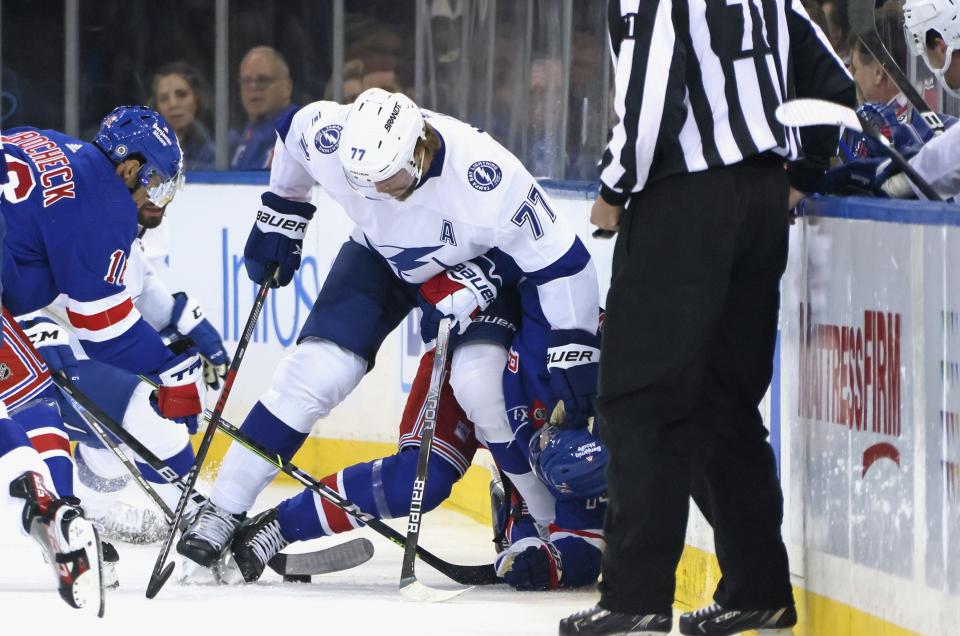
[1,105,204,428]
[178,87,599,570]
[1,152,105,612]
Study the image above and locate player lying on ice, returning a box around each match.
[177,87,601,574]
[208,285,607,591]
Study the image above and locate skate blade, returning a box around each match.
[65,520,105,617]
[212,551,245,585]
[175,555,219,585]
[757,630,795,635]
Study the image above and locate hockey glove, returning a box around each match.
[418,259,499,343]
[546,329,599,429]
[495,537,563,591]
[149,352,204,433]
[849,103,923,160]
[820,157,898,197]
[169,292,231,390]
[20,317,80,382]
[244,191,316,288]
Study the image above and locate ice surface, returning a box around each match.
[1,484,677,635]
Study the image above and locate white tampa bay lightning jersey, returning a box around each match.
[269,101,599,334]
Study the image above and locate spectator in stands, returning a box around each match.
[844,2,954,153]
[344,59,365,103]
[151,62,215,171]
[230,46,297,170]
[822,0,852,62]
[821,0,958,199]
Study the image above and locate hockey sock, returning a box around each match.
[16,400,74,498]
[0,415,57,502]
[75,444,130,492]
[277,449,461,542]
[211,401,308,514]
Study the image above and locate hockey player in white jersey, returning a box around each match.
[178,88,600,569]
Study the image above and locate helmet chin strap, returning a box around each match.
[923,44,960,97]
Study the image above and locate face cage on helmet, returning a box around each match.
[142,168,185,207]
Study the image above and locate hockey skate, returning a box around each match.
[678,603,797,635]
[176,499,245,567]
[559,606,671,635]
[10,471,105,616]
[86,499,168,545]
[229,508,289,583]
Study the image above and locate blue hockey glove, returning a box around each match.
[821,157,897,196]
[495,537,563,591]
[849,103,924,160]
[418,259,499,343]
[168,292,231,390]
[546,329,599,428]
[244,191,316,288]
[20,317,80,382]
[148,352,204,433]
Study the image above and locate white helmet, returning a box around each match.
[338,88,426,200]
[904,0,960,94]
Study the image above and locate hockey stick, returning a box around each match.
[55,372,176,520]
[204,409,500,586]
[399,318,469,602]
[57,371,364,578]
[849,0,945,136]
[775,98,942,201]
[147,266,277,599]
[52,371,204,510]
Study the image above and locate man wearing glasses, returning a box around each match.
[230,46,298,170]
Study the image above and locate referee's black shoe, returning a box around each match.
[559,605,671,635]
[679,603,797,635]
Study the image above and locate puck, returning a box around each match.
[283,574,311,583]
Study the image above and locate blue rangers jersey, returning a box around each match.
[269,102,599,337]
[1,127,175,374]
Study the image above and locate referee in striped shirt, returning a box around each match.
[561,1,854,635]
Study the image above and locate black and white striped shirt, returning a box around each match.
[600,0,855,202]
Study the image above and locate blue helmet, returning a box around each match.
[528,425,608,498]
[93,105,184,206]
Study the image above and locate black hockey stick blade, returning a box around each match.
[147,265,277,599]
[776,98,943,201]
[269,537,375,576]
[848,0,945,135]
[145,562,175,599]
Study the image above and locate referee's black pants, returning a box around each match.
[596,154,793,616]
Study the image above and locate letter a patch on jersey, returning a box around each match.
[440,219,457,246]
